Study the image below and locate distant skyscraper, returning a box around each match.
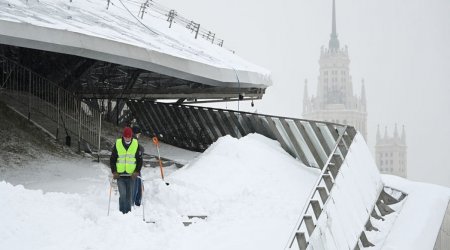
[303,0,367,140]
[375,125,407,178]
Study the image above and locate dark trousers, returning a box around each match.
[117,177,134,214]
[133,174,142,206]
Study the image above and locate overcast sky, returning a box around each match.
[162,0,450,187]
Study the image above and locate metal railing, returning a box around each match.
[0,55,102,154]
[285,126,356,249]
[127,101,350,167]
[135,0,225,47]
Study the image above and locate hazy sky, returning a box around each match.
[162,0,450,187]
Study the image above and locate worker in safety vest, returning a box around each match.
[110,127,143,214]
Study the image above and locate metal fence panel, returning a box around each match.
[0,55,101,153]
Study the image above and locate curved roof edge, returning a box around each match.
[0,20,272,89]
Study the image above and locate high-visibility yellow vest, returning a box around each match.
[115,138,138,174]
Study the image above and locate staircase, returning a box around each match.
[0,55,103,154]
[354,187,407,249]
[285,126,357,249]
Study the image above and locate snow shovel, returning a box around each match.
[152,137,169,186]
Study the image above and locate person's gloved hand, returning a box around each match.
[131,172,139,179]
[112,172,119,179]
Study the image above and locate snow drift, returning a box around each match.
[0,134,320,250]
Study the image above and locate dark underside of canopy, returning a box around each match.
[0,44,265,104]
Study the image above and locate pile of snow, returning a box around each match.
[0,134,320,250]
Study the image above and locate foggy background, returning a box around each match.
[161,0,450,187]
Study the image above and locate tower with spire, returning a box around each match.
[375,125,408,178]
[303,0,367,140]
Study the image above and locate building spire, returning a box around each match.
[401,125,406,144]
[361,78,366,107]
[394,123,399,139]
[303,79,309,113]
[329,0,340,51]
[376,124,381,143]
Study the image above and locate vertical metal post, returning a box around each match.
[78,97,81,153]
[1,59,3,90]
[57,88,60,141]
[195,24,200,39]
[168,10,176,28]
[98,112,102,162]
[28,71,31,121]
[140,1,148,19]
[116,99,119,125]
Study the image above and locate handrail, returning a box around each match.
[285,125,348,249]
[167,101,345,127]
[0,55,102,154]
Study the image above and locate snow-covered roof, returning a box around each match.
[0,0,272,88]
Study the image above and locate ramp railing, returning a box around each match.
[127,100,350,168]
[285,125,357,249]
[0,55,102,153]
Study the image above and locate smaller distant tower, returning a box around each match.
[375,124,408,178]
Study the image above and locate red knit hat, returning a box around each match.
[123,127,133,138]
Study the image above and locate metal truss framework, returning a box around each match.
[0,44,265,119]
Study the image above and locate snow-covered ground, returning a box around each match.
[0,133,320,250]
[1,100,449,249]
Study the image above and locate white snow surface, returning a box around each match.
[0,0,271,85]
[139,135,200,165]
[0,133,320,250]
[379,175,450,250]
